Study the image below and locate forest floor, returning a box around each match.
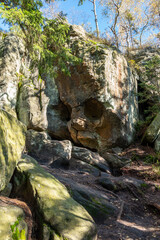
[97,145,160,240]
[43,143,160,240]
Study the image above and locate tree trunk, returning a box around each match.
[93,0,99,38]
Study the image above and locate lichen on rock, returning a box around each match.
[0,109,26,192]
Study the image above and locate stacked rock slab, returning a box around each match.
[56,25,138,151]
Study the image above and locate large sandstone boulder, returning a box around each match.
[17,74,70,138]
[0,34,70,138]
[13,155,97,240]
[17,76,49,131]
[0,109,26,192]
[0,34,26,116]
[56,25,138,151]
[51,173,117,223]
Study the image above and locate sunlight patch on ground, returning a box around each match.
[117,219,160,232]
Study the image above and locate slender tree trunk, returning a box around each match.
[92,0,99,38]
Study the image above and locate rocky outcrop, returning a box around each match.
[0,34,26,115]
[13,155,97,240]
[0,34,70,138]
[0,28,138,152]
[17,76,49,131]
[0,109,26,192]
[17,74,70,138]
[56,25,138,151]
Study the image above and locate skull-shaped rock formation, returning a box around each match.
[55,25,138,152]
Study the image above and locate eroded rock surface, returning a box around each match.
[17,74,70,138]
[50,173,117,223]
[72,146,111,173]
[56,25,138,151]
[26,129,72,165]
[0,109,26,192]
[0,35,26,115]
[0,29,138,151]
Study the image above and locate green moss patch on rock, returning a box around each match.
[142,112,160,144]
[13,155,97,240]
[0,109,26,192]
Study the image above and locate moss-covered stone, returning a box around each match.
[0,203,27,240]
[142,112,160,144]
[14,155,97,240]
[0,109,26,191]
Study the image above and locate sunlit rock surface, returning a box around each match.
[56,25,138,151]
[0,109,26,192]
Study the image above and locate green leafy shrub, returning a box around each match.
[139,56,160,120]
[144,154,160,164]
[0,1,81,79]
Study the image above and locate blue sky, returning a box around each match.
[0,1,158,46]
[57,0,106,32]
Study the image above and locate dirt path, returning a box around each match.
[41,144,160,240]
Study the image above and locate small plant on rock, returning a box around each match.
[10,217,26,240]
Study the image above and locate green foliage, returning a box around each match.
[0,0,81,78]
[139,56,160,108]
[136,55,160,133]
[144,153,160,164]
[10,217,26,240]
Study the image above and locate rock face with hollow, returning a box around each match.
[0,26,138,152]
[56,25,138,151]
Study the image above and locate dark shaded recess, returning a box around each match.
[47,101,72,140]
[137,80,151,121]
[10,169,40,240]
[49,102,71,121]
[84,98,104,120]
